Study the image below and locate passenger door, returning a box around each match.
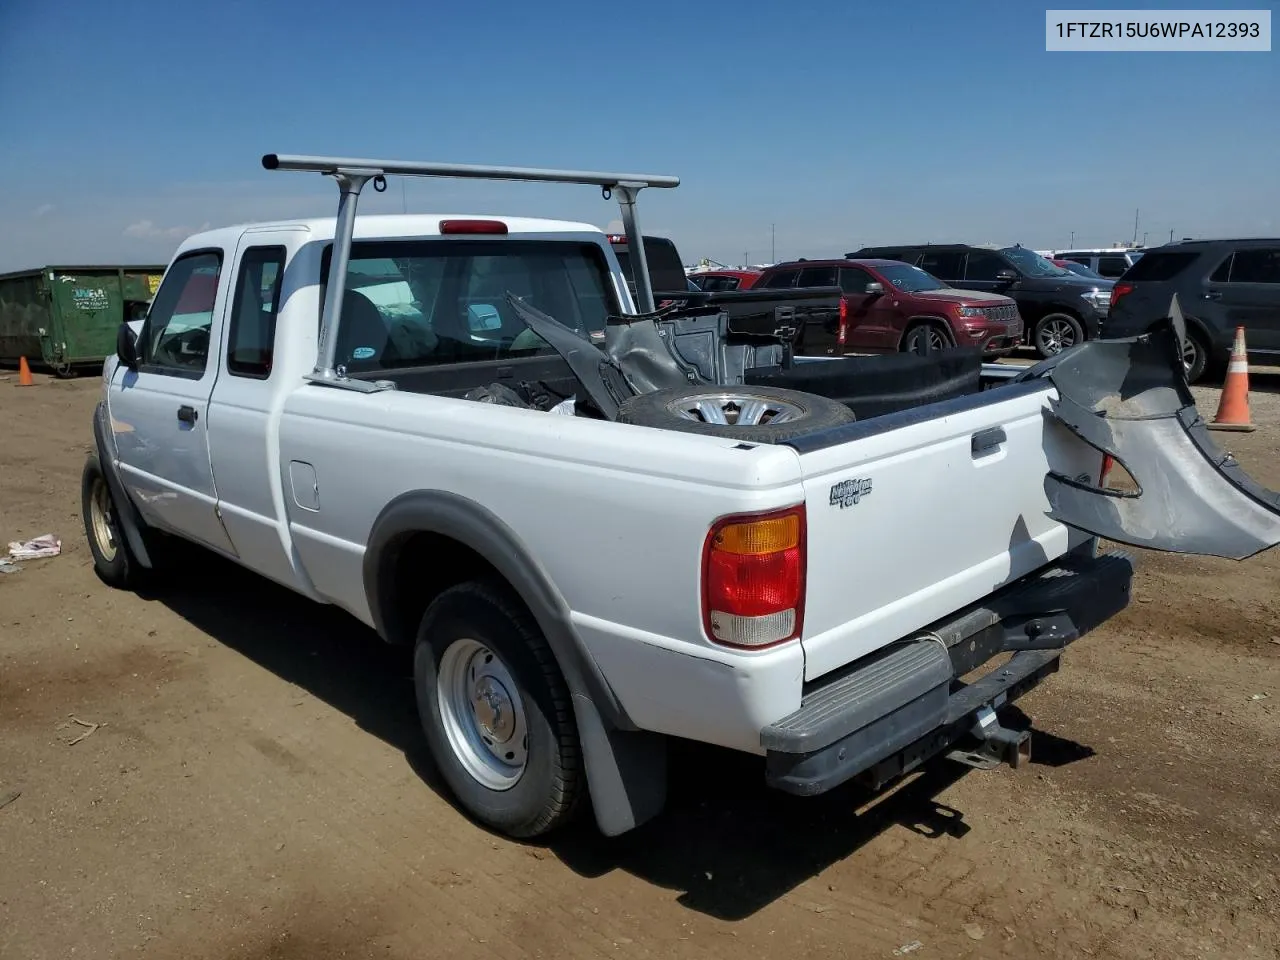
[955,250,1009,296]
[795,265,842,352]
[1208,247,1280,354]
[109,248,237,554]
[838,266,898,350]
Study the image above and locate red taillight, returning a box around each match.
[837,297,849,346]
[1100,453,1115,484]
[702,506,806,649]
[1110,282,1133,309]
[439,219,509,235]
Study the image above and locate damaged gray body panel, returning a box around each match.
[1019,314,1280,561]
[503,294,785,418]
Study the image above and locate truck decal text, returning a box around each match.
[829,477,873,509]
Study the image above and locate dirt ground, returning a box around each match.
[2,367,1279,960]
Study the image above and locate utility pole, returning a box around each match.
[1069,230,1075,247]
[1132,208,1139,246]
[1170,229,1175,243]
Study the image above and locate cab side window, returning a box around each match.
[227,247,286,378]
[140,250,223,378]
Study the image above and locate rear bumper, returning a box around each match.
[761,547,1133,796]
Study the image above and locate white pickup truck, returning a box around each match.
[82,153,1280,840]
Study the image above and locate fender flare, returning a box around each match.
[90,401,154,569]
[362,490,667,836]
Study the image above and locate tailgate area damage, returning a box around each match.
[1024,311,1280,561]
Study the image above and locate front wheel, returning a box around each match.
[81,455,147,589]
[414,581,583,839]
[1033,313,1085,358]
[900,322,951,356]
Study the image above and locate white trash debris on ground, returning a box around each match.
[7,534,61,561]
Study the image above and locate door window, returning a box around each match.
[963,251,1008,282]
[796,266,838,287]
[227,246,286,378]
[1096,256,1130,278]
[917,250,965,280]
[760,269,800,288]
[140,250,223,377]
[1222,248,1280,284]
[839,267,877,294]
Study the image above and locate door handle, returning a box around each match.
[177,405,198,425]
[1202,291,1223,301]
[972,426,1006,457]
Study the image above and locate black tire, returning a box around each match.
[414,580,582,839]
[81,454,147,589]
[900,321,952,356]
[1181,329,1212,384]
[1032,313,1085,358]
[616,384,854,443]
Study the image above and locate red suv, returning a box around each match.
[755,258,1024,357]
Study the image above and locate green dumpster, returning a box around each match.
[0,264,165,376]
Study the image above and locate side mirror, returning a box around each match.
[116,321,139,369]
[995,269,1019,284]
[865,281,885,295]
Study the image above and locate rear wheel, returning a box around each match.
[900,322,951,356]
[413,581,582,838]
[1033,313,1084,358]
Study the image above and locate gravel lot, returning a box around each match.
[2,367,1279,960]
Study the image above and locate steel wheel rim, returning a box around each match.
[1039,318,1077,354]
[89,477,117,563]
[665,392,804,426]
[437,638,528,791]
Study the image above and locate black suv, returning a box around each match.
[848,243,1114,358]
[1106,239,1280,383]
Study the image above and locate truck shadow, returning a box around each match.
[142,545,1093,921]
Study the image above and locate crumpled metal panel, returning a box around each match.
[1020,302,1280,560]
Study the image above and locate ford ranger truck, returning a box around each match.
[80,153,1280,841]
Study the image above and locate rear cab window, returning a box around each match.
[320,239,619,372]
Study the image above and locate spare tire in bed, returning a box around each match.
[616,384,855,443]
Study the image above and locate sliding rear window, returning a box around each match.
[319,239,619,371]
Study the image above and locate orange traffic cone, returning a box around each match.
[16,356,34,387]
[1208,326,1254,432]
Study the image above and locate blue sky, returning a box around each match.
[0,0,1275,271]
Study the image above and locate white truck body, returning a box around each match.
[83,154,1280,838]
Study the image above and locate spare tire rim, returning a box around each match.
[665,392,805,426]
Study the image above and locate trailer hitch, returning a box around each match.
[947,705,1032,771]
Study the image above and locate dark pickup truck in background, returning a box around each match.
[608,234,842,347]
